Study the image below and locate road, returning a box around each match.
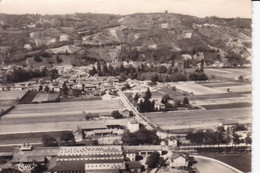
[193,155,242,173]
[117,90,156,130]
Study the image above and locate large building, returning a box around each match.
[12,145,126,173]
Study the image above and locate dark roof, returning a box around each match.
[125,161,142,169]
[49,160,124,172]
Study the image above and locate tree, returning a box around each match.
[31,163,47,173]
[56,54,63,63]
[44,86,50,92]
[73,89,81,97]
[111,110,123,119]
[42,134,58,147]
[50,69,59,79]
[89,66,97,76]
[144,87,152,100]
[34,55,42,62]
[60,131,75,146]
[133,94,139,103]
[97,61,102,76]
[146,151,160,168]
[183,97,189,105]
[102,63,109,75]
[161,94,170,104]
[62,83,69,96]
[245,135,252,145]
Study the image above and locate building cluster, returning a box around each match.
[12,139,194,173]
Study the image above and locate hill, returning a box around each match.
[0,12,251,67]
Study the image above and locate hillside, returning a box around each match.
[0,12,251,67]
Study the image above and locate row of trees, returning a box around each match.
[186,126,252,145]
[4,67,48,83]
[122,126,160,145]
[42,131,75,147]
[89,61,208,83]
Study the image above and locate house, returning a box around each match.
[169,153,188,168]
[127,120,139,133]
[161,136,179,147]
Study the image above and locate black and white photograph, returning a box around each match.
[0,0,253,172]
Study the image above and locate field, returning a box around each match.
[18,90,38,104]
[0,90,28,112]
[0,90,28,101]
[0,99,126,135]
[32,92,60,103]
[172,82,225,95]
[145,107,251,131]
[6,99,125,115]
[0,119,129,135]
[204,68,251,80]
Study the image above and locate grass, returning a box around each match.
[201,153,251,173]
[202,102,252,110]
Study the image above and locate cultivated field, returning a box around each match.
[0,90,28,101]
[0,99,125,134]
[0,90,28,112]
[0,119,129,135]
[6,99,125,115]
[145,107,251,131]
[172,82,225,95]
[204,68,251,80]
[32,92,60,103]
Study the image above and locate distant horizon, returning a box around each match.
[0,0,252,18]
[0,11,252,19]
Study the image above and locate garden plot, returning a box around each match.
[32,92,60,103]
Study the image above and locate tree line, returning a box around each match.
[89,61,208,82]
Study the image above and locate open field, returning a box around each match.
[200,153,251,173]
[204,68,251,80]
[0,90,28,101]
[0,119,129,135]
[0,90,28,112]
[172,82,225,95]
[145,107,251,131]
[190,96,251,106]
[6,99,125,115]
[202,102,251,110]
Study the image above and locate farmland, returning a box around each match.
[0,90,28,112]
[145,107,251,131]
[0,99,126,135]
[32,92,60,103]
[6,99,125,115]
[204,68,251,80]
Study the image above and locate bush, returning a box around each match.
[146,152,160,168]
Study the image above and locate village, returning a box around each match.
[0,6,253,173]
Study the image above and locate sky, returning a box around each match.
[0,0,252,18]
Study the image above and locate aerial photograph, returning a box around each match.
[0,0,252,172]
